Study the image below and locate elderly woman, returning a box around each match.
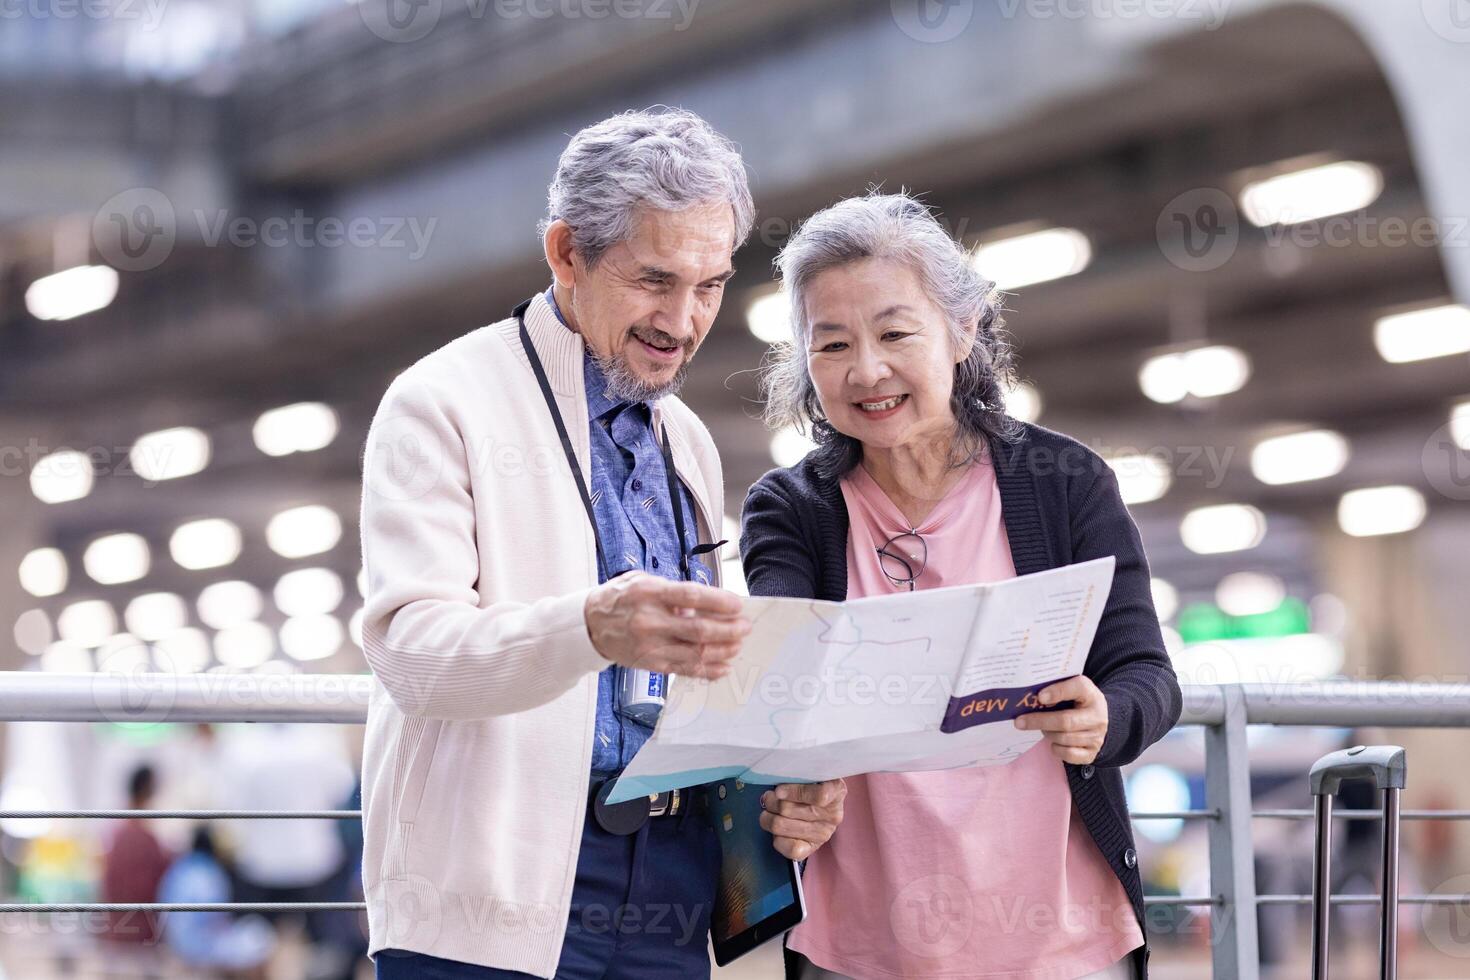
[742,193,1182,980]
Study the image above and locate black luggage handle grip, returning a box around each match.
[1309,744,1407,796]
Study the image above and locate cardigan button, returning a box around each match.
[1080,764,1095,780]
[1123,847,1138,869]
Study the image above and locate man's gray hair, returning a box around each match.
[762,191,1017,476]
[541,107,755,265]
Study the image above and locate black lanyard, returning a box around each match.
[514,297,721,583]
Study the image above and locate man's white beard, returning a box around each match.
[594,350,690,403]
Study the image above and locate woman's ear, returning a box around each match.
[543,219,579,290]
[953,317,979,365]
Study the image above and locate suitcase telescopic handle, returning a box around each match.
[1308,744,1407,980]
[1309,744,1407,796]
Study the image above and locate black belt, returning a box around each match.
[590,779,690,836]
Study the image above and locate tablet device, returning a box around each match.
[709,777,805,966]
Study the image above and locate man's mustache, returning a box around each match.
[628,325,692,353]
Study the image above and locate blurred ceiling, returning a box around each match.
[4,0,1468,645]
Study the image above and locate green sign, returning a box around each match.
[1178,598,1310,643]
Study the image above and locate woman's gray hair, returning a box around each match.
[762,191,1018,477]
[540,107,755,266]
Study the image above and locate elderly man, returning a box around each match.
[359,108,845,979]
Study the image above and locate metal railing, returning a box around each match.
[2,673,1469,977]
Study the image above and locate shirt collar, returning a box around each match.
[546,284,640,421]
[583,354,631,422]
[543,284,569,328]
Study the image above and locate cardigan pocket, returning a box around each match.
[397,717,444,825]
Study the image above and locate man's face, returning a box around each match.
[567,202,737,401]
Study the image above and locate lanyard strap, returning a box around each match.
[515,297,718,583]
[659,419,693,580]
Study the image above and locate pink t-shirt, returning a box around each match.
[786,459,1144,980]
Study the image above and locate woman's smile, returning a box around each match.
[854,393,909,419]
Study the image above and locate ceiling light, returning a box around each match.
[196,580,263,630]
[14,609,52,657]
[281,614,344,662]
[25,265,119,321]
[1452,400,1470,451]
[1239,161,1383,227]
[19,548,68,597]
[30,449,94,504]
[746,291,790,345]
[153,628,211,674]
[769,427,817,468]
[1338,486,1426,537]
[972,227,1092,291]
[1250,430,1349,485]
[1180,504,1267,554]
[169,518,242,570]
[214,622,275,669]
[1215,572,1286,617]
[56,599,117,647]
[82,532,150,585]
[274,567,344,617]
[1139,346,1250,404]
[95,633,151,674]
[253,402,340,457]
[1373,305,1470,364]
[124,592,188,641]
[41,641,92,673]
[266,505,342,558]
[1006,381,1042,423]
[1107,454,1171,505]
[1150,578,1179,623]
[131,426,211,482]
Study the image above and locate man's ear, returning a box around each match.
[543,219,579,289]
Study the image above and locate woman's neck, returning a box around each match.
[860,424,972,528]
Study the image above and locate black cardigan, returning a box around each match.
[740,422,1183,979]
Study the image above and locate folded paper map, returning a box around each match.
[607,556,1115,803]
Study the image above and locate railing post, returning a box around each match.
[1205,683,1261,979]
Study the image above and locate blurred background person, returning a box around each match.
[223,723,357,980]
[157,825,277,979]
[99,765,172,974]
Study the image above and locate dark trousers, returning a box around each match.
[376,796,720,979]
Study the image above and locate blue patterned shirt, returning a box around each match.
[543,288,713,775]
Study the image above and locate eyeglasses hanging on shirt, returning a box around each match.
[514,297,725,724]
[876,529,928,591]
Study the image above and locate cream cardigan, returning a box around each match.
[357,292,725,975]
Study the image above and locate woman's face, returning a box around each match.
[803,257,972,452]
